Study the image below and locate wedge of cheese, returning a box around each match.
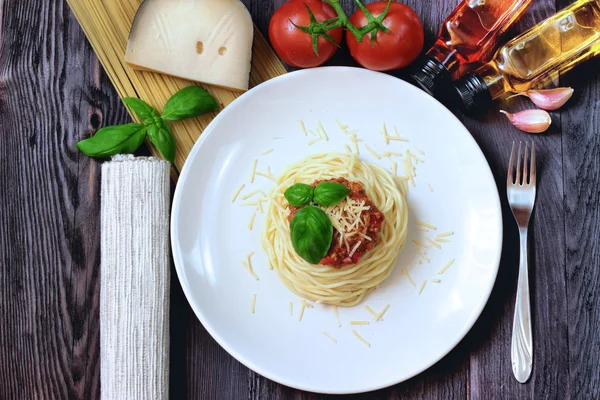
[125,0,254,91]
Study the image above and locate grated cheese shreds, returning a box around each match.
[430,279,441,283]
[413,240,428,248]
[383,151,403,157]
[401,268,416,286]
[322,332,337,343]
[336,119,348,133]
[262,148,274,155]
[298,303,306,322]
[298,120,308,136]
[352,330,371,347]
[256,171,276,181]
[334,305,341,327]
[416,221,437,230]
[308,137,323,146]
[302,300,314,308]
[250,160,258,183]
[349,241,363,258]
[273,136,283,140]
[418,280,427,295]
[241,201,258,207]
[376,305,390,321]
[289,301,293,316]
[308,129,317,136]
[407,150,423,163]
[414,146,425,155]
[242,261,259,281]
[426,238,441,249]
[387,136,409,142]
[323,198,373,255]
[248,212,256,230]
[250,294,256,313]
[392,161,397,177]
[418,250,431,263]
[365,305,379,319]
[241,188,261,200]
[364,144,382,159]
[350,321,370,325]
[428,184,434,192]
[438,259,455,275]
[437,231,455,237]
[231,184,245,202]
[435,238,451,243]
[257,199,264,213]
[318,121,329,141]
[344,144,352,153]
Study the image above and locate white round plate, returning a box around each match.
[171,67,502,394]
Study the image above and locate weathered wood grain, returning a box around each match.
[1,0,598,398]
[0,0,129,398]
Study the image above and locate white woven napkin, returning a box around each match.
[100,155,171,400]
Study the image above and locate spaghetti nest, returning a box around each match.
[262,152,408,307]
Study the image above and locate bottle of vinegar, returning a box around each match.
[411,0,534,96]
[454,0,600,112]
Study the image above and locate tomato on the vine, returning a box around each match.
[346,2,424,71]
[269,0,343,68]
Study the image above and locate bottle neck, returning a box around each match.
[477,62,510,100]
[426,40,464,78]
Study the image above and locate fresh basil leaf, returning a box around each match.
[290,206,333,264]
[76,123,147,158]
[161,86,218,121]
[122,97,161,125]
[147,121,176,163]
[313,182,350,206]
[284,183,314,207]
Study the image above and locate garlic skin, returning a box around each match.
[511,87,574,110]
[500,109,552,133]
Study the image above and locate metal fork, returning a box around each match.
[507,141,536,383]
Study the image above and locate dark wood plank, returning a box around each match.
[557,22,600,400]
[0,0,129,398]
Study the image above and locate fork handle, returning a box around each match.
[511,228,533,383]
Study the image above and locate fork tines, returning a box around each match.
[508,142,536,186]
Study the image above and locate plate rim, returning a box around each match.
[171,66,503,394]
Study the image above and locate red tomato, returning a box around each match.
[269,0,343,68]
[346,2,424,71]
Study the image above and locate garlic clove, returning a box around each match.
[500,109,552,134]
[509,87,574,110]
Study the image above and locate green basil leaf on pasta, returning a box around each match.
[284,183,314,207]
[76,123,147,158]
[313,182,350,206]
[122,97,161,125]
[290,206,333,264]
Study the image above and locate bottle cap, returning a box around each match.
[453,74,492,113]
[409,56,452,97]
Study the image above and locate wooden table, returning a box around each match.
[0,0,598,398]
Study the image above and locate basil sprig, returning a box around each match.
[290,206,333,264]
[76,86,218,163]
[314,182,350,206]
[284,183,314,207]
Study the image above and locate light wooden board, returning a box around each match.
[66,0,287,171]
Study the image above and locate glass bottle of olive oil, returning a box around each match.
[455,0,600,112]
